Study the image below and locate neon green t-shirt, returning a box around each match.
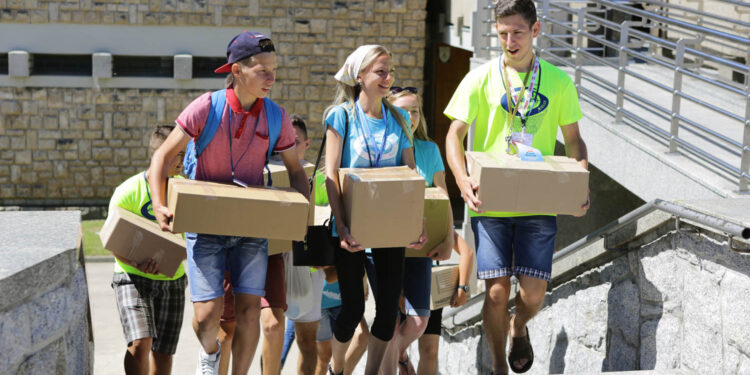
[108,172,186,280]
[444,57,583,218]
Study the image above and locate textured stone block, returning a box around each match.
[16,337,66,375]
[9,50,30,77]
[0,305,31,371]
[173,54,192,80]
[92,53,112,79]
[29,285,73,346]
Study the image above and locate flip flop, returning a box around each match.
[398,353,416,375]
[508,326,534,373]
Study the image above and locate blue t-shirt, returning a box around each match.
[321,280,342,309]
[413,139,445,187]
[325,104,413,168]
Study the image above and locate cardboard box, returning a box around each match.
[99,206,186,278]
[264,159,316,255]
[429,262,478,310]
[167,179,309,240]
[405,187,452,257]
[466,151,589,215]
[339,166,425,248]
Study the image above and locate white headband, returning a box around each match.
[334,45,380,86]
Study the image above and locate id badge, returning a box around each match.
[510,132,534,146]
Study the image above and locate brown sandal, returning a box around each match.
[508,326,534,373]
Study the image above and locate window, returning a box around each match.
[193,56,228,78]
[113,55,173,77]
[32,54,92,76]
[0,53,7,74]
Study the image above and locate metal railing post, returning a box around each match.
[669,38,700,154]
[616,21,632,123]
[575,8,586,88]
[741,87,750,192]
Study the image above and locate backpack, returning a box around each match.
[182,89,282,186]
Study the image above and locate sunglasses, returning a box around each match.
[390,86,418,95]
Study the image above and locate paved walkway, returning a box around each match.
[86,259,301,374]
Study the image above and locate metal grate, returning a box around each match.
[112,55,173,77]
[193,56,227,78]
[32,53,92,76]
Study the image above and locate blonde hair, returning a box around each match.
[323,45,412,144]
[224,56,254,88]
[387,90,432,142]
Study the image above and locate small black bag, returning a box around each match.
[292,118,347,267]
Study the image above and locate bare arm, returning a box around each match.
[426,171,454,261]
[445,119,482,212]
[279,147,310,199]
[147,126,191,231]
[561,122,590,215]
[324,127,363,252]
[450,231,475,307]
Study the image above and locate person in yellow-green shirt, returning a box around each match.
[444,0,589,373]
[108,124,187,375]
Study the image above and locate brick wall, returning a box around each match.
[0,0,428,205]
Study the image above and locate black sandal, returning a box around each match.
[508,326,534,373]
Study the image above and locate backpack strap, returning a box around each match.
[196,89,226,157]
[263,98,282,186]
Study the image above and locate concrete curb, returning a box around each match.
[85,256,114,263]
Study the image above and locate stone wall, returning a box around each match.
[0,0,428,205]
[0,211,92,374]
[407,223,750,374]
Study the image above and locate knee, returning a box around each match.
[261,313,283,337]
[420,343,438,362]
[485,280,511,308]
[413,316,430,334]
[129,338,152,360]
[297,334,317,354]
[520,289,546,310]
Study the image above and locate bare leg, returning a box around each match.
[364,334,390,375]
[124,337,152,375]
[417,334,439,375]
[295,321,320,375]
[218,321,235,375]
[397,315,428,373]
[192,297,223,355]
[330,336,350,374]
[150,351,172,375]
[344,319,370,374]
[260,307,285,375]
[509,275,547,370]
[231,293,262,375]
[315,340,332,375]
[483,277,512,375]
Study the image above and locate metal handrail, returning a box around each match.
[475,0,750,192]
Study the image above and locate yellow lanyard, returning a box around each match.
[501,56,535,129]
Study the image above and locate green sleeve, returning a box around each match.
[314,170,329,206]
[443,66,483,125]
[558,77,583,127]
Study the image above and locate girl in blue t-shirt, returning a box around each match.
[322,44,426,375]
[388,87,476,375]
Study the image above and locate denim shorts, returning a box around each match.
[185,233,268,302]
[365,255,432,317]
[317,305,342,342]
[470,215,557,282]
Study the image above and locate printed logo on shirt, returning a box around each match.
[500,88,549,135]
[350,133,400,167]
[140,201,156,221]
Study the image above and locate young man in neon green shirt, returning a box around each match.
[108,124,187,375]
[444,0,590,373]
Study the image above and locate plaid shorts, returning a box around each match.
[111,272,188,355]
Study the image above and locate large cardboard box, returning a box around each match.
[429,262,478,310]
[167,179,309,240]
[339,166,425,248]
[405,188,452,257]
[264,159,316,255]
[99,206,186,278]
[466,151,589,215]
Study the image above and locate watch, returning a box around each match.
[457,285,469,293]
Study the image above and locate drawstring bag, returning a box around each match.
[283,252,314,320]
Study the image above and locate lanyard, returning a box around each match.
[355,100,389,168]
[228,110,260,179]
[500,56,540,132]
[143,172,152,202]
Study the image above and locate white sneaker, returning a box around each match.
[196,340,221,375]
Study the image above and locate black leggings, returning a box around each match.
[333,246,405,342]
